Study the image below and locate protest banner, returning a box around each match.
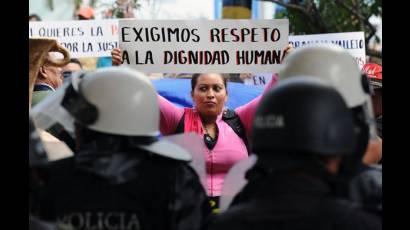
[245,32,366,88]
[289,31,366,69]
[29,20,119,58]
[118,19,289,73]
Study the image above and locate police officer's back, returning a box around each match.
[278,44,382,213]
[30,68,210,230]
[206,77,381,230]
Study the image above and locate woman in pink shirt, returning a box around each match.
[111,47,290,211]
[158,73,276,202]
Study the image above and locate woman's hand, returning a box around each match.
[111,48,122,66]
[281,43,294,63]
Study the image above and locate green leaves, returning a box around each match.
[269,0,381,56]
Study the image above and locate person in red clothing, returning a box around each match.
[76,6,94,20]
[362,63,382,138]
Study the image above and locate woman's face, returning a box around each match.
[192,73,228,117]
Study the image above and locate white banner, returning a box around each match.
[289,31,366,69]
[118,19,289,73]
[29,20,119,58]
[245,32,366,88]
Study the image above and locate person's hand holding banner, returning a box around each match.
[281,43,294,63]
[111,48,122,66]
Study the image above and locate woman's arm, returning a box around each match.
[234,44,293,136]
[235,75,278,136]
[158,94,185,135]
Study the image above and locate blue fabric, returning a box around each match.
[152,78,263,109]
[96,56,112,68]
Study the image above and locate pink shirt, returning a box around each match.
[159,75,277,196]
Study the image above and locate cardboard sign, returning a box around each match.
[29,20,119,58]
[289,31,366,69]
[119,19,289,73]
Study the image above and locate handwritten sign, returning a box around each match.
[119,19,289,73]
[29,20,119,58]
[245,32,366,88]
[289,31,366,69]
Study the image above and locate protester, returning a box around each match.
[362,63,382,138]
[31,53,64,107]
[364,63,382,164]
[111,45,292,211]
[30,67,211,230]
[62,58,83,84]
[206,77,381,230]
[76,6,94,20]
[158,71,268,212]
[32,52,78,151]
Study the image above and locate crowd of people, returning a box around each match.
[29,8,382,230]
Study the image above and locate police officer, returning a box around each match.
[29,115,59,230]
[278,44,382,213]
[206,77,381,230]
[30,67,211,230]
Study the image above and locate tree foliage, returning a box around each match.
[262,0,382,57]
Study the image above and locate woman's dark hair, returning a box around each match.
[191,73,229,91]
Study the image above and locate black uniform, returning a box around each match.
[29,216,58,230]
[206,78,382,230]
[206,170,381,230]
[31,148,211,230]
[349,164,382,213]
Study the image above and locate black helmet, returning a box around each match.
[252,76,357,157]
